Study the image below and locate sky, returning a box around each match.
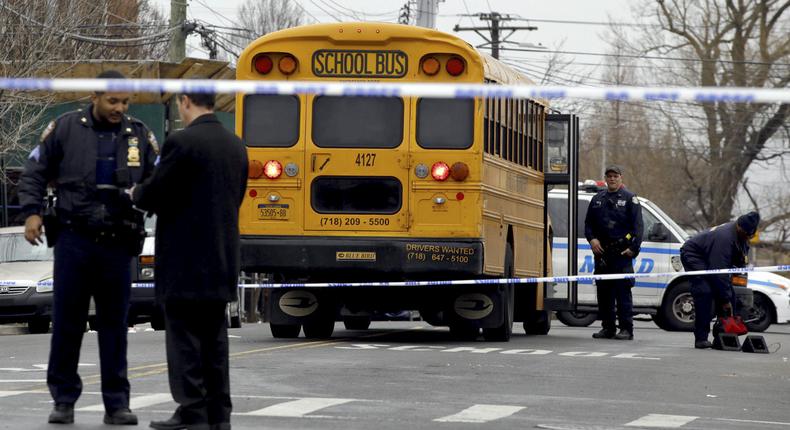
[153,0,636,75]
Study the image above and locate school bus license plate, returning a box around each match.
[258,204,289,220]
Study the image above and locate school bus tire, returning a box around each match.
[270,323,301,338]
[524,310,551,335]
[450,322,480,340]
[482,246,514,342]
[303,318,335,339]
[343,316,372,330]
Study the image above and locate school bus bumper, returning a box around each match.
[240,236,484,279]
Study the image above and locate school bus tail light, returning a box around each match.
[446,56,465,76]
[431,162,450,181]
[421,56,440,76]
[450,162,469,181]
[278,55,298,75]
[263,160,283,179]
[253,54,273,74]
[248,160,264,179]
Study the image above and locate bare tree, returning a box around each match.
[220,0,308,60]
[0,0,169,224]
[631,0,790,228]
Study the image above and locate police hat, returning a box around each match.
[604,165,623,175]
[736,211,760,235]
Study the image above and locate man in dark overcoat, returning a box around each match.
[132,90,248,430]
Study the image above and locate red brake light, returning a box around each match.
[263,160,283,179]
[431,162,450,181]
[446,57,465,76]
[254,55,273,74]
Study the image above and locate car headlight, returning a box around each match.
[36,281,53,293]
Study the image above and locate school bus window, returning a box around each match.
[243,95,300,147]
[416,98,473,149]
[311,176,402,214]
[312,96,403,148]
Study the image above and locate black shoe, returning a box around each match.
[104,408,138,425]
[150,415,189,430]
[592,329,615,339]
[695,340,713,349]
[210,423,231,430]
[614,329,634,340]
[48,403,74,424]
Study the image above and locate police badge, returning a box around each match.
[127,137,141,167]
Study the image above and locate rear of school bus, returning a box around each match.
[236,22,545,340]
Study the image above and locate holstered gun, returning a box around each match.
[42,195,60,248]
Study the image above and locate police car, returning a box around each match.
[548,183,790,332]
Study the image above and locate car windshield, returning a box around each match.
[643,200,688,240]
[0,233,53,262]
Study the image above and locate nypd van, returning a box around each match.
[547,185,790,332]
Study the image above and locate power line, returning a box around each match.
[500,46,790,67]
[454,12,538,59]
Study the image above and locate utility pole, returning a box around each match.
[169,0,188,62]
[454,12,537,59]
[415,0,442,29]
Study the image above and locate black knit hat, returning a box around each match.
[736,211,760,235]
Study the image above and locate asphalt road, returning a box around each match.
[1,320,789,429]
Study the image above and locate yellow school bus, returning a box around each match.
[237,22,558,341]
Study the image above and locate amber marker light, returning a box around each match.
[248,160,264,179]
[421,57,440,75]
[450,162,469,181]
[431,162,450,181]
[253,54,273,74]
[278,55,297,75]
[263,160,283,179]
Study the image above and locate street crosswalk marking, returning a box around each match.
[626,414,698,428]
[238,397,356,417]
[434,404,525,423]
[77,393,173,412]
[0,391,26,398]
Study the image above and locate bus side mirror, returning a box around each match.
[648,223,669,242]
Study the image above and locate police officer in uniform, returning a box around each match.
[584,165,643,340]
[18,70,158,425]
[679,211,759,349]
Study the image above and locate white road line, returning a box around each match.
[239,397,355,417]
[0,379,46,383]
[433,404,525,423]
[0,391,26,398]
[626,414,698,428]
[714,418,790,426]
[77,393,173,412]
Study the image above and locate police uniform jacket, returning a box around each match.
[584,186,644,271]
[132,114,248,302]
[680,221,748,303]
[18,105,158,226]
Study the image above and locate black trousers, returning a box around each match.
[595,258,634,332]
[680,253,734,342]
[48,230,132,412]
[164,299,231,427]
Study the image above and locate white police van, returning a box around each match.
[548,184,790,332]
